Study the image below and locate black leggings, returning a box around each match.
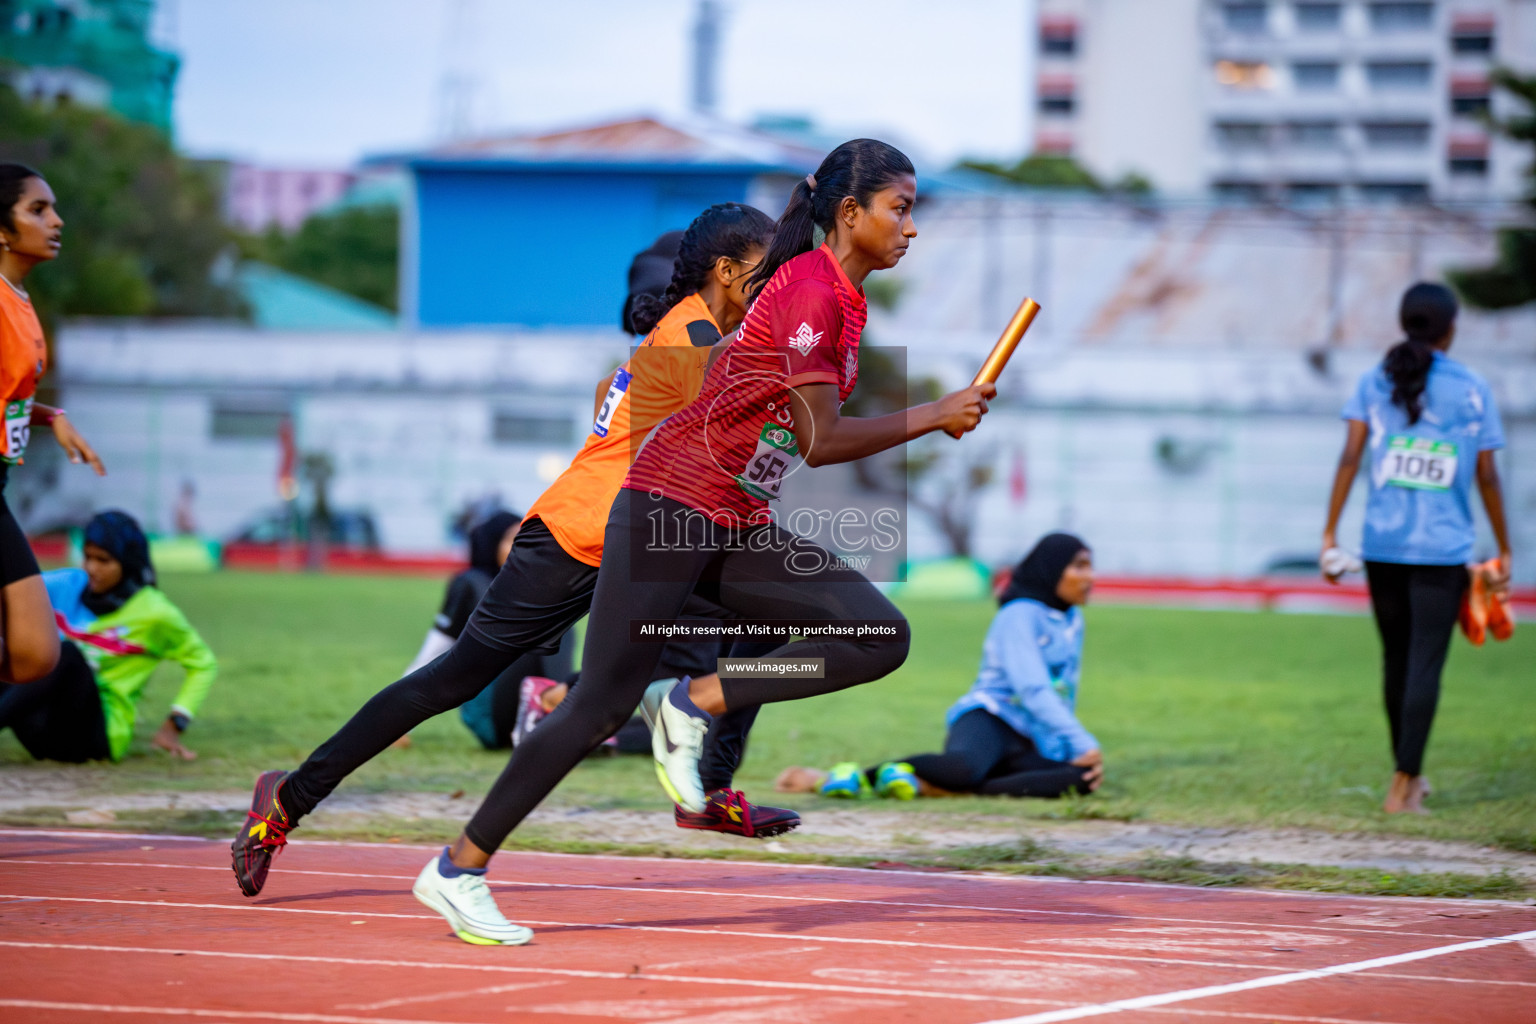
[462,491,910,852]
[282,517,770,822]
[897,708,1089,798]
[0,640,110,762]
[1364,560,1468,777]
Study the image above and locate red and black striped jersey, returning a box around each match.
[624,245,867,524]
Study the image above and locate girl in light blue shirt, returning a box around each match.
[797,533,1103,800]
[1321,282,1512,815]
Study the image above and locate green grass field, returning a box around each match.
[3,571,1533,854]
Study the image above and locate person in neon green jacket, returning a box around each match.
[0,510,216,762]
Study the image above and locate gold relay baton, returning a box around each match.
[947,296,1040,437]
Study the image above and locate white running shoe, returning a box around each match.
[412,853,533,946]
[638,677,710,813]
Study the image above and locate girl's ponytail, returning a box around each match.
[1386,282,1458,425]
[748,139,914,301]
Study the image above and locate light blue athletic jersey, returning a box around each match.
[1342,352,1503,565]
[947,598,1097,763]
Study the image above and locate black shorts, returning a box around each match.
[0,465,40,588]
[462,517,601,656]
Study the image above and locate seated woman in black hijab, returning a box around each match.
[777,533,1104,800]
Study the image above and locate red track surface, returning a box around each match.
[1,827,1532,1023]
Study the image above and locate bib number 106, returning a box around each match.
[1384,435,1457,492]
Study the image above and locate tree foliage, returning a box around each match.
[242,205,399,312]
[0,83,243,326]
[1450,69,1536,311]
[959,154,1153,195]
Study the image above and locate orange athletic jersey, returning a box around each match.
[0,282,48,463]
[525,292,722,566]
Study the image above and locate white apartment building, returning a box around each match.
[1035,0,1536,200]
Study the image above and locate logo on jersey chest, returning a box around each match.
[844,348,858,383]
[788,322,823,356]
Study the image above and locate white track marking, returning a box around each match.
[336,982,563,1012]
[1141,1007,1448,1024]
[0,857,1483,942]
[1,827,1525,910]
[0,1001,501,1024]
[971,927,1536,1024]
[0,940,1064,1008]
[0,892,1320,972]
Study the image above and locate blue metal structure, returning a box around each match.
[408,159,773,329]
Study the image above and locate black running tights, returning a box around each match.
[462,492,911,853]
[1364,560,1467,777]
[898,708,1090,798]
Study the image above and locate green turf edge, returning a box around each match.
[8,809,1528,902]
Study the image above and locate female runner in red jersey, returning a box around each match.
[0,164,105,684]
[410,139,995,944]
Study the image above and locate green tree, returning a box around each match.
[0,83,243,326]
[959,154,1155,196]
[1449,70,1536,310]
[244,205,399,312]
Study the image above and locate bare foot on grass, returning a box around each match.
[775,766,827,793]
[1384,770,1430,815]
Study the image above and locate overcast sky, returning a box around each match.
[159,0,1038,169]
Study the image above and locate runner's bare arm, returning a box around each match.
[1320,419,1368,555]
[32,405,106,476]
[786,381,994,468]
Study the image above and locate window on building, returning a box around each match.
[1287,121,1341,148]
[211,401,289,441]
[1292,61,1340,90]
[1362,121,1432,148]
[1223,2,1269,34]
[1451,93,1490,116]
[1448,157,1489,176]
[1451,30,1493,53]
[1214,180,1268,202]
[1368,3,1434,32]
[1366,61,1432,90]
[1359,181,1430,202]
[1293,2,1342,31]
[1286,182,1343,203]
[1216,122,1271,149]
[1039,95,1076,115]
[491,412,574,446]
[1040,21,1077,55]
[1215,60,1276,89]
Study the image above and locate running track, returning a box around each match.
[1,828,1532,1023]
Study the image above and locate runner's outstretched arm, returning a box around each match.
[787,380,994,467]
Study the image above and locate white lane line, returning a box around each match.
[0,1000,495,1024]
[336,981,564,1012]
[970,927,1536,1024]
[0,940,1064,1008]
[1142,1007,1440,1024]
[0,892,1293,972]
[0,857,1483,942]
[2,827,1526,910]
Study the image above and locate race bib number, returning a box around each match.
[592,368,631,438]
[736,421,799,501]
[1384,435,1457,492]
[3,398,31,465]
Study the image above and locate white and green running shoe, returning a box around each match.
[412,853,533,946]
[820,762,872,799]
[875,761,920,800]
[638,677,710,813]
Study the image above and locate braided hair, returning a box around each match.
[748,139,914,301]
[1385,282,1458,425]
[629,202,776,337]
